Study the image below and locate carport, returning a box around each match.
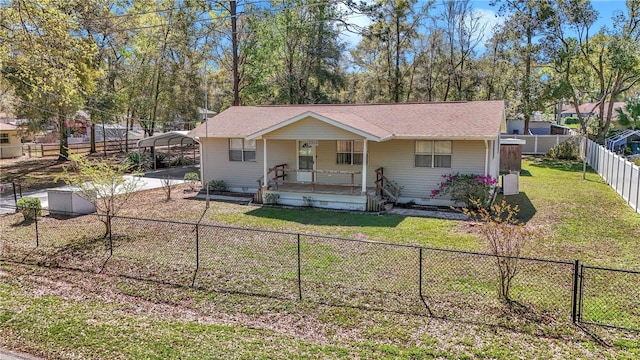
[136,131,199,169]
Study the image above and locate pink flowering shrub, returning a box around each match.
[430,173,497,208]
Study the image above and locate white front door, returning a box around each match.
[297,140,316,182]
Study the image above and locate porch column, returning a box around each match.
[263,138,268,188]
[361,138,368,194]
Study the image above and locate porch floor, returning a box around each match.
[273,183,376,195]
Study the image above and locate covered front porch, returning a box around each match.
[254,164,400,212]
[244,112,402,211]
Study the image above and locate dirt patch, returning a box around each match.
[0,154,130,192]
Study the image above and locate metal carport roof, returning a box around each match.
[136,131,199,148]
[136,131,199,170]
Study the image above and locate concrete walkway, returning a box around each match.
[0,348,41,360]
[0,174,184,214]
[387,207,468,220]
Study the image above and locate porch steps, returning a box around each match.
[367,191,393,212]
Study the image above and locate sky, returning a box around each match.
[339,0,632,50]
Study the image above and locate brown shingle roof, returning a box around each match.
[561,102,626,115]
[0,123,17,131]
[189,101,505,141]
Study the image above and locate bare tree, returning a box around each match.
[463,199,535,304]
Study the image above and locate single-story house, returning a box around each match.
[189,101,505,211]
[560,102,626,122]
[0,123,22,159]
[506,119,571,135]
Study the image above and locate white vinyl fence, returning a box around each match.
[584,139,640,214]
[500,135,574,155]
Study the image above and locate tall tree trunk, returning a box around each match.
[231,0,240,106]
[90,123,96,153]
[394,15,401,103]
[523,22,532,135]
[58,111,69,161]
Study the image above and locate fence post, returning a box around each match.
[419,247,423,299]
[108,215,113,256]
[636,166,640,213]
[622,161,627,203]
[297,234,302,301]
[195,224,200,271]
[12,182,17,210]
[571,260,580,323]
[418,247,433,316]
[577,264,585,323]
[34,211,39,247]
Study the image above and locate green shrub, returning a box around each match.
[564,116,580,125]
[184,172,200,191]
[546,138,579,160]
[16,197,42,221]
[208,179,229,192]
[184,172,199,182]
[123,152,149,170]
[170,155,195,166]
[430,173,497,208]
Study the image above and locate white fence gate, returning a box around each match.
[583,139,640,214]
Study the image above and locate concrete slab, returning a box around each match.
[0,174,184,214]
[387,207,468,220]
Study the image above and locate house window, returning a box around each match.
[415,140,452,168]
[336,140,364,165]
[0,133,8,144]
[229,138,256,162]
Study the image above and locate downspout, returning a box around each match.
[484,139,489,176]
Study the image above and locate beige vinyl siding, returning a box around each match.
[0,130,22,158]
[200,138,294,191]
[366,139,487,199]
[201,137,492,199]
[314,140,365,185]
[263,116,361,140]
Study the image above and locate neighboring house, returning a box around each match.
[0,123,23,159]
[189,101,505,211]
[505,118,524,135]
[506,119,571,135]
[528,121,571,135]
[560,102,626,122]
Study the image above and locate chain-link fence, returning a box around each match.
[579,265,640,331]
[1,209,638,332]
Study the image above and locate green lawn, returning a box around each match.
[511,158,640,268]
[1,263,638,360]
[1,157,639,359]
[196,157,640,268]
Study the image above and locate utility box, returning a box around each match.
[500,138,526,173]
[48,189,96,216]
[502,172,520,196]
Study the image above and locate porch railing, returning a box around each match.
[279,169,361,192]
[256,163,288,189]
[374,167,400,203]
[258,166,363,193]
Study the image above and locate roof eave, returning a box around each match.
[391,135,499,141]
[245,111,382,141]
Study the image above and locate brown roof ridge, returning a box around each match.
[252,101,473,108]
